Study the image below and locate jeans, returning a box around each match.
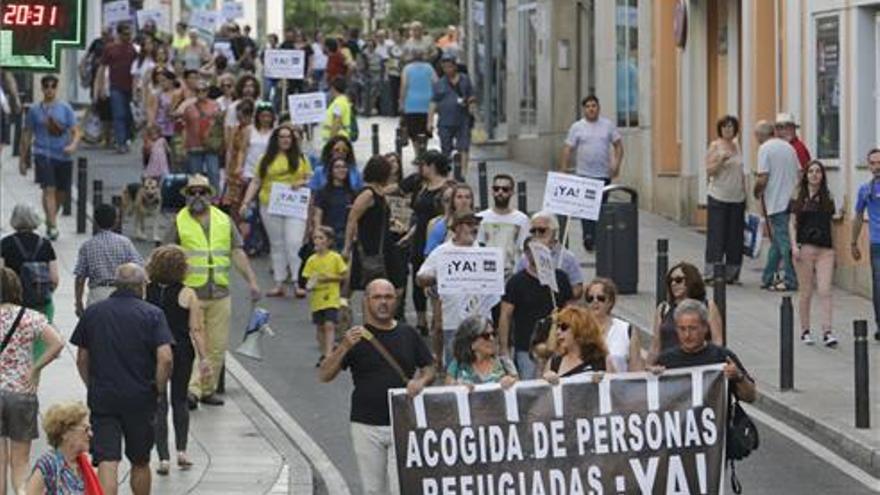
[109,88,132,147]
[762,212,798,288]
[514,350,537,380]
[580,177,611,251]
[188,296,230,398]
[350,422,399,495]
[156,342,194,459]
[870,244,880,329]
[185,152,220,192]
[704,196,745,280]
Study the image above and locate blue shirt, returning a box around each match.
[70,289,174,414]
[403,62,435,114]
[432,74,473,127]
[25,101,76,161]
[424,218,447,256]
[855,180,880,243]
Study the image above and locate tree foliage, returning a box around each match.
[385,0,459,30]
[283,0,460,34]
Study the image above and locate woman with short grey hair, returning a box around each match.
[0,204,59,322]
[445,316,517,388]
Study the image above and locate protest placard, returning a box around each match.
[288,92,327,125]
[221,1,244,20]
[542,172,605,220]
[267,184,310,220]
[103,0,131,28]
[263,49,305,79]
[435,247,504,296]
[391,365,728,494]
[387,195,414,233]
[136,9,169,33]
[213,41,235,62]
[189,9,222,36]
[529,241,558,292]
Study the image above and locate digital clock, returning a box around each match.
[0,0,86,72]
[2,4,61,27]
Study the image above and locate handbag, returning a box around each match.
[726,396,760,494]
[0,307,27,355]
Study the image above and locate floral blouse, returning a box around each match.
[0,305,47,394]
[33,451,85,495]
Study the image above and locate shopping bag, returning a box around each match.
[743,213,764,259]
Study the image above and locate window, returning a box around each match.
[815,15,840,159]
[616,0,639,127]
[517,2,538,134]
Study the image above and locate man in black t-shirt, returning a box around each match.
[498,238,573,380]
[319,279,434,495]
[654,299,756,402]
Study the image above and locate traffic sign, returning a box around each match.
[0,0,88,72]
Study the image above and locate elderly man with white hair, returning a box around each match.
[513,211,585,300]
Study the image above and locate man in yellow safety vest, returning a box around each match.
[165,174,261,407]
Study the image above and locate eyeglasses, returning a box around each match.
[188,188,211,196]
[476,331,496,341]
[585,294,607,303]
[557,323,571,333]
[529,227,548,235]
[74,424,92,434]
[256,101,274,110]
[492,186,512,193]
[670,276,686,285]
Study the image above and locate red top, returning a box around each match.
[326,51,347,84]
[790,137,812,169]
[101,42,137,91]
[183,99,220,151]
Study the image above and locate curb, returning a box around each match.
[226,354,351,495]
[613,304,880,481]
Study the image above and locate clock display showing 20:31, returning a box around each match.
[1,3,61,27]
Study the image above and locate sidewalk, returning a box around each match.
[0,145,298,494]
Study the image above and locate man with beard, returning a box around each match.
[477,174,530,279]
[165,175,261,407]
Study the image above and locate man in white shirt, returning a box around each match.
[477,174,530,278]
[558,95,624,252]
[417,210,501,366]
[753,119,800,291]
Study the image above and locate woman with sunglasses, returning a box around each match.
[649,262,723,363]
[240,124,312,297]
[445,316,517,389]
[584,278,643,372]
[543,306,610,384]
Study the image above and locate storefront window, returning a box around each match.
[815,15,840,159]
[518,2,538,134]
[616,0,639,127]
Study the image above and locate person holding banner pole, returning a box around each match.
[319,279,434,495]
[514,212,585,300]
[239,125,313,297]
[557,95,623,252]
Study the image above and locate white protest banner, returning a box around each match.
[221,1,244,20]
[267,184,311,220]
[288,92,327,125]
[391,365,729,494]
[189,9,222,36]
[529,241,558,292]
[103,0,131,27]
[213,41,236,62]
[263,49,305,79]
[435,247,504,296]
[136,9,169,33]
[542,172,605,220]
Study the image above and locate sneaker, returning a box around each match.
[800,331,815,345]
[46,226,59,241]
[823,332,839,347]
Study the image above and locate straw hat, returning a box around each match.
[180,174,216,196]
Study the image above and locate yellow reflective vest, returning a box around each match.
[177,206,231,288]
[320,95,352,140]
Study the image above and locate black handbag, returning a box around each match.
[726,396,759,494]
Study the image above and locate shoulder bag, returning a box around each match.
[726,395,760,494]
[0,307,28,355]
[362,328,410,384]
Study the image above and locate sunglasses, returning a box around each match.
[476,331,496,341]
[670,276,686,285]
[529,227,548,235]
[492,186,512,193]
[585,294,607,303]
[189,188,211,196]
[557,323,571,333]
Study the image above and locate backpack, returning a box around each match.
[13,236,52,308]
[725,395,760,494]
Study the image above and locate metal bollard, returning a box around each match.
[76,158,87,233]
[453,162,463,182]
[854,320,870,428]
[92,180,103,235]
[371,123,380,156]
[780,296,794,391]
[713,263,727,345]
[655,239,669,306]
[477,161,488,211]
[517,181,528,215]
[111,195,122,233]
[11,105,26,158]
[394,127,404,158]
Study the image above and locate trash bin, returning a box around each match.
[596,185,638,294]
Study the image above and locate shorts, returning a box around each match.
[91,410,155,464]
[0,389,39,441]
[312,308,339,325]
[34,155,73,192]
[439,125,471,153]
[403,113,429,140]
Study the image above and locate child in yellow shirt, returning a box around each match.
[302,226,348,366]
